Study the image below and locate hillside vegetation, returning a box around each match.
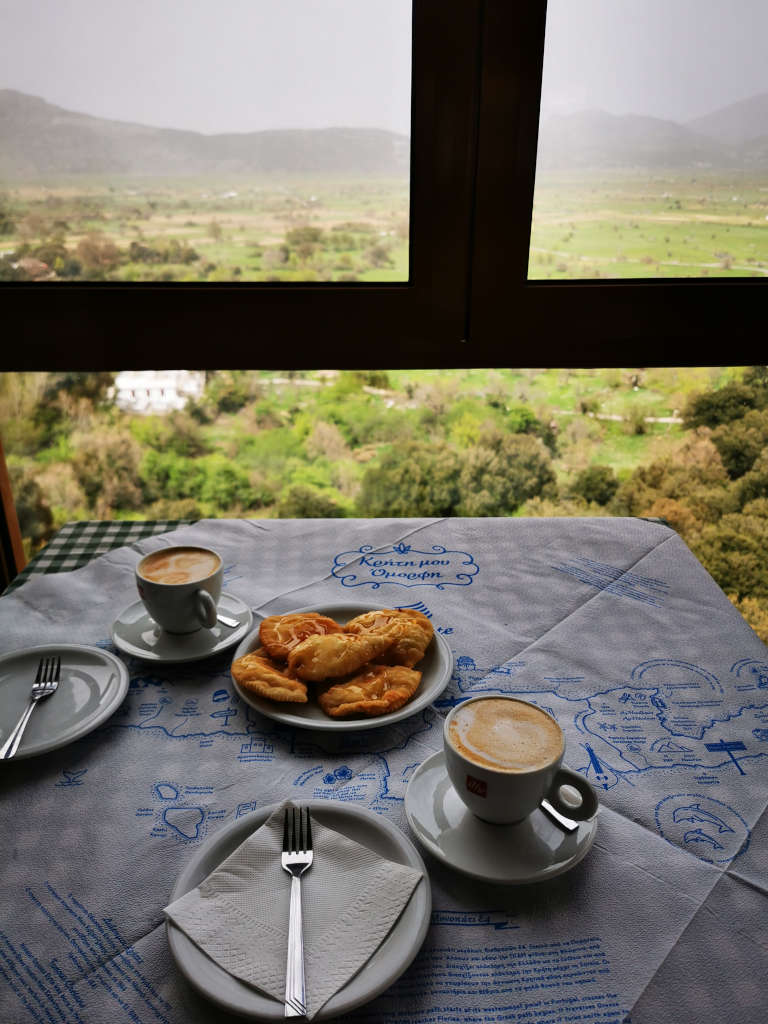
[4,365,768,640]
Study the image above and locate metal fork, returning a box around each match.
[281,806,314,1018]
[0,656,61,760]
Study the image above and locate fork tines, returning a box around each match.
[283,805,312,853]
[39,656,61,684]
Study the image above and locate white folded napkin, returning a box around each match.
[164,800,424,1019]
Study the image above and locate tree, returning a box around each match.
[33,373,116,446]
[734,449,768,508]
[305,421,350,461]
[456,431,557,516]
[742,366,768,389]
[610,433,729,518]
[41,373,115,405]
[506,403,557,452]
[277,485,345,518]
[682,381,766,429]
[710,408,768,479]
[357,441,462,517]
[75,233,122,277]
[197,456,255,510]
[693,507,768,601]
[204,371,259,415]
[571,465,619,506]
[9,464,54,554]
[0,193,15,235]
[70,429,144,515]
[131,412,208,458]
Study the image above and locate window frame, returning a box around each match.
[467,1,767,366]
[3,1,764,370]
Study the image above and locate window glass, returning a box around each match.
[0,1,412,283]
[529,0,768,280]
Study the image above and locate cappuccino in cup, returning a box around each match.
[448,697,563,773]
[443,695,598,825]
[139,547,221,586]
[136,545,223,634]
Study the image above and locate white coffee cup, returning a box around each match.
[443,695,598,824]
[136,545,223,634]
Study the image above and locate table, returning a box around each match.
[1,516,767,1024]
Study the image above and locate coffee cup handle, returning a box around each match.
[195,589,218,629]
[544,767,598,821]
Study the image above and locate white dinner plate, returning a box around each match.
[166,800,431,1020]
[405,750,599,884]
[230,602,453,731]
[0,643,130,760]
[112,592,253,663]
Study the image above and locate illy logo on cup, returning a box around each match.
[465,774,487,798]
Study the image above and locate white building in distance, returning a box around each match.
[111,370,206,414]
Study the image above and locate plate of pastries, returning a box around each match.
[230,603,453,730]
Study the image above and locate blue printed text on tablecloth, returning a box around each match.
[332,542,479,589]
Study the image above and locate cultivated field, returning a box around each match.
[529,170,768,279]
[0,176,410,282]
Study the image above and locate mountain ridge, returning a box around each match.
[0,89,410,177]
[686,91,768,144]
[4,87,768,176]
[537,91,768,170]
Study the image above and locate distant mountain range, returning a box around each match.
[3,87,768,177]
[538,91,768,170]
[0,89,410,178]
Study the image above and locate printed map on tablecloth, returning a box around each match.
[100,608,767,865]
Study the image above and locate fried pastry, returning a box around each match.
[345,608,433,668]
[317,664,422,718]
[287,632,394,682]
[231,648,309,703]
[259,612,342,660]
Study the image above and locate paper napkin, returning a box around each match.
[164,801,424,1019]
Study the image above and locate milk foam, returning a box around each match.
[448,698,562,772]
[140,548,220,585]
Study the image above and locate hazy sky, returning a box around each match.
[541,0,768,121]
[0,1,412,135]
[2,2,766,135]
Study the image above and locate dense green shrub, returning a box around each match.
[457,432,557,516]
[130,412,208,457]
[357,441,462,517]
[710,409,768,479]
[70,429,143,514]
[682,381,767,429]
[278,485,345,518]
[9,463,53,553]
[694,508,768,600]
[571,465,619,506]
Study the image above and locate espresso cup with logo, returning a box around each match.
[136,546,223,634]
[444,695,598,825]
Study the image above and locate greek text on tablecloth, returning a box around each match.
[331,542,479,590]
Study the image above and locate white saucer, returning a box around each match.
[0,644,129,759]
[166,800,431,1020]
[112,593,253,663]
[404,751,598,884]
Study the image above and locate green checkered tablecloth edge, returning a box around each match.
[6,520,193,593]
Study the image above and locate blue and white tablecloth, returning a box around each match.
[1,517,766,1024]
